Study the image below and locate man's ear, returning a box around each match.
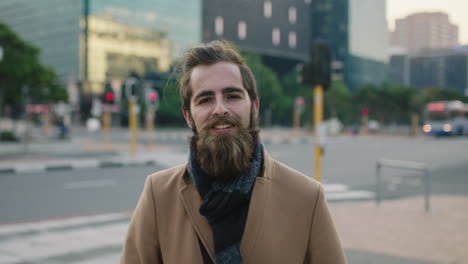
[183,109,193,128]
[253,98,260,119]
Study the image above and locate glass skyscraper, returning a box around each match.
[0,0,201,96]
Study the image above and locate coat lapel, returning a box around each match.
[180,183,215,262]
[240,150,273,259]
[179,150,274,262]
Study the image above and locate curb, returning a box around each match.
[0,157,159,175]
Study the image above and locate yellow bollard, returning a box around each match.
[313,85,323,182]
[129,100,137,159]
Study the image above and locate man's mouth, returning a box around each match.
[211,122,235,134]
[213,123,233,129]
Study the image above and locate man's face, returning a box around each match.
[183,61,259,135]
[183,61,260,180]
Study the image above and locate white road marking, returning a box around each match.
[64,179,116,189]
[0,213,129,236]
[0,222,128,262]
[326,190,375,201]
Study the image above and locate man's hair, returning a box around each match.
[177,40,257,111]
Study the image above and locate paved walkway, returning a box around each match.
[0,195,465,264]
[331,195,468,264]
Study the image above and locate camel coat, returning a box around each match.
[121,151,346,264]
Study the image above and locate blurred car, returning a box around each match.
[325,118,344,136]
[368,120,380,133]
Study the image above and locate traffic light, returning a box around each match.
[125,77,140,100]
[103,82,115,104]
[301,40,331,90]
[149,91,158,102]
[147,90,159,109]
[362,107,369,116]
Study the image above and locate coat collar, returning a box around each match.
[179,149,274,262]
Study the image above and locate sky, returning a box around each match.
[387,0,468,45]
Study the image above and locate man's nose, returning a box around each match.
[213,100,228,117]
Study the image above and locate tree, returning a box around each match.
[280,66,314,126]
[156,78,186,126]
[242,52,289,126]
[0,23,65,117]
[325,81,353,124]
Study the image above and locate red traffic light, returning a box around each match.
[149,91,158,101]
[295,97,305,107]
[361,107,369,116]
[105,92,114,102]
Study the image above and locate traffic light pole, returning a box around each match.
[361,113,368,135]
[293,109,300,137]
[313,85,323,182]
[103,104,111,145]
[129,99,137,159]
[146,106,155,147]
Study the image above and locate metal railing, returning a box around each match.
[376,158,430,212]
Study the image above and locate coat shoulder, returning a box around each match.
[146,164,188,193]
[268,159,323,200]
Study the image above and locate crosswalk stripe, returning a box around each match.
[326,190,375,201]
[0,213,129,237]
[0,222,127,263]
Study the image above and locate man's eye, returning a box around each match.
[198,98,212,104]
[227,94,241,100]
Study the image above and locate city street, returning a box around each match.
[0,129,467,263]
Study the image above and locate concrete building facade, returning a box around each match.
[390,12,459,52]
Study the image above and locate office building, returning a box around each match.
[312,0,388,89]
[388,46,468,96]
[202,0,388,90]
[0,0,201,98]
[390,12,459,52]
[202,0,310,75]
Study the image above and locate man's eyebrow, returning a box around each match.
[222,86,244,94]
[193,90,214,101]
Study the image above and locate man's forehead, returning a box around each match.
[190,62,243,89]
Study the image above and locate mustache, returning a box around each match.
[200,115,243,131]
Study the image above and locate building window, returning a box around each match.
[238,21,247,40]
[272,28,280,46]
[288,31,296,48]
[289,7,297,24]
[264,1,272,18]
[215,16,223,36]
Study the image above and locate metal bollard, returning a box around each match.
[375,158,430,213]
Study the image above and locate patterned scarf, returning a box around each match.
[187,143,263,264]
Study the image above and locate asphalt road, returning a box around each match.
[1,135,467,223]
[267,136,468,197]
[1,135,466,264]
[0,165,161,223]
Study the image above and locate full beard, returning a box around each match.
[190,111,259,181]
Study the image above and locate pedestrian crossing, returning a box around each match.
[0,184,374,264]
[324,184,375,201]
[0,213,129,264]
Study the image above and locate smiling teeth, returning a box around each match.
[214,124,232,129]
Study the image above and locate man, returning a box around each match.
[121,40,346,264]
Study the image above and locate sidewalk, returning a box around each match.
[0,139,176,174]
[331,195,468,264]
[0,195,465,264]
